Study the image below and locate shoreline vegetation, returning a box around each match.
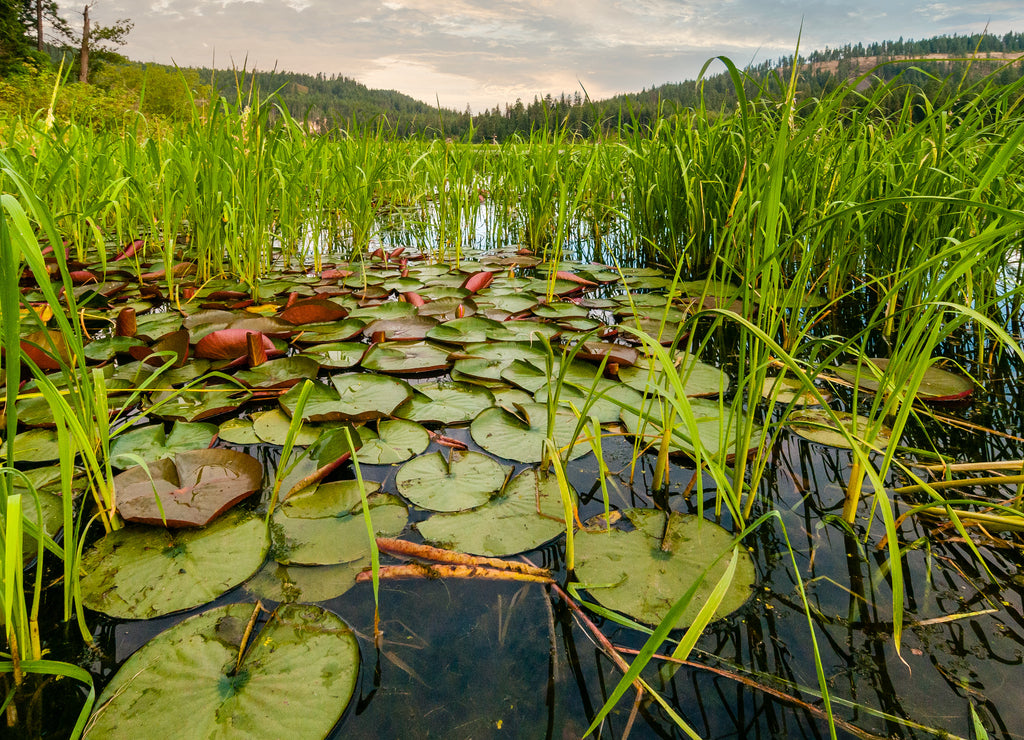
[0,28,1023,740]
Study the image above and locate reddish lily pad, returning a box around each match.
[114,448,263,527]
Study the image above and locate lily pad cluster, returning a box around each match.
[9,247,777,738]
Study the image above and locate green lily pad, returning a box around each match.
[426,316,516,345]
[394,381,496,425]
[761,375,831,407]
[471,403,590,463]
[417,468,574,557]
[0,428,75,463]
[293,318,367,343]
[251,408,333,447]
[619,354,729,398]
[361,340,452,374]
[574,509,755,628]
[788,409,893,450]
[273,481,408,565]
[80,509,269,619]
[84,603,359,739]
[280,374,413,422]
[834,357,973,402]
[149,384,253,422]
[300,341,367,369]
[355,419,430,465]
[233,356,321,389]
[84,335,145,362]
[217,418,262,446]
[534,379,644,425]
[453,341,549,383]
[244,559,368,603]
[109,421,218,469]
[620,398,764,462]
[396,450,511,511]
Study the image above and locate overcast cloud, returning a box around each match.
[57,0,1024,111]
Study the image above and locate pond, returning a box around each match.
[7,230,1024,740]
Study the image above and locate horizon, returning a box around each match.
[55,1,1024,112]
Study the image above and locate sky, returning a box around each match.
[57,0,1024,112]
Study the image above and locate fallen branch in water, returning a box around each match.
[375,537,550,577]
[355,562,552,583]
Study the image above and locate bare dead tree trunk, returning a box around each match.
[36,0,43,52]
[79,4,90,83]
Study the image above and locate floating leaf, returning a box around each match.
[84,603,359,739]
[109,421,217,469]
[273,481,407,565]
[396,450,510,511]
[217,418,261,446]
[620,398,763,462]
[452,341,548,383]
[279,298,348,325]
[244,559,367,603]
[233,356,321,389]
[149,384,253,422]
[113,448,263,527]
[0,428,74,462]
[394,381,495,424]
[280,374,413,422]
[470,403,590,463]
[356,419,430,464]
[80,509,268,619]
[195,329,276,360]
[300,341,367,369]
[619,354,728,397]
[574,509,755,628]
[534,380,644,425]
[834,357,973,402]
[417,468,573,556]
[788,409,893,450]
[361,340,452,374]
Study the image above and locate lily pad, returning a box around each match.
[470,403,591,463]
[300,341,367,369]
[273,481,408,565]
[619,354,729,398]
[80,509,268,619]
[834,358,973,402]
[113,448,263,527]
[355,419,430,465]
[452,341,548,383]
[574,509,755,628]
[787,409,893,450]
[280,374,413,422]
[417,468,574,556]
[394,381,496,425]
[109,421,218,469]
[620,398,764,462]
[426,316,516,345]
[149,384,253,422]
[233,356,321,389]
[396,450,511,511]
[84,602,359,739]
[361,340,452,374]
[244,559,367,603]
[217,418,262,446]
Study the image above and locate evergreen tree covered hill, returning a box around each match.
[193,67,471,136]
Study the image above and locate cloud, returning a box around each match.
[63,0,1024,109]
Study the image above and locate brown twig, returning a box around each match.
[355,563,552,583]
[375,537,551,577]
